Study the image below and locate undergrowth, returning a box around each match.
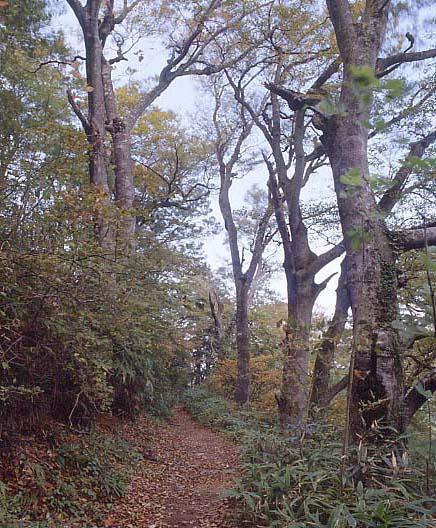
[184,388,436,528]
[0,422,142,527]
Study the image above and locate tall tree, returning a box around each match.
[263,1,436,436]
[320,0,436,440]
[211,83,274,404]
[65,0,271,249]
[226,59,344,428]
[267,1,436,441]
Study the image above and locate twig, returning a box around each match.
[69,390,83,429]
[67,89,92,135]
[30,55,86,73]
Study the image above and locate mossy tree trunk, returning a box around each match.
[322,0,405,438]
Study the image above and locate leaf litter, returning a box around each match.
[104,407,241,528]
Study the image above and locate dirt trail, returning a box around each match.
[104,407,240,528]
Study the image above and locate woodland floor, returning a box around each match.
[103,407,242,528]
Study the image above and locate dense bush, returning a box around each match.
[235,430,436,527]
[185,388,436,528]
[0,0,209,437]
[206,355,282,412]
[0,243,189,435]
[183,387,242,432]
[0,425,142,526]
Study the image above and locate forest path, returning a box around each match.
[103,407,241,528]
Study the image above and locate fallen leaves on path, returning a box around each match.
[104,407,241,528]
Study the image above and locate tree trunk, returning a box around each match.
[209,288,224,360]
[321,81,404,439]
[266,1,436,437]
[113,127,136,251]
[101,58,136,251]
[83,18,108,194]
[268,148,336,431]
[310,258,350,415]
[319,1,406,441]
[67,2,138,251]
[266,95,347,431]
[67,1,112,247]
[193,348,203,386]
[277,288,315,431]
[214,108,272,406]
[234,281,250,405]
[84,64,112,245]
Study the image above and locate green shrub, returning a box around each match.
[234,429,436,527]
[0,430,142,526]
[184,388,436,528]
[0,245,188,434]
[183,387,248,434]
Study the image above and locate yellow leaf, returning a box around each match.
[85,85,95,92]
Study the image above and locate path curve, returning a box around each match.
[104,407,240,528]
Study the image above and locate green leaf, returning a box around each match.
[384,78,405,100]
[318,98,339,116]
[414,382,433,400]
[340,168,361,187]
[347,228,372,251]
[350,65,380,89]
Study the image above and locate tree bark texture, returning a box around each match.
[234,282,250,404]
[77,1,112,246]
[310,258,350,415]
[209,288,224,360]
[323,0,405,439]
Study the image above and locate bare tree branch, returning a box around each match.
[378,129,436,214]
[225,71,272,142]
[245,198,274,284]
[311,241,345,275]
[127,1,271,130]
[114,0,141,24]
[377,48,436,75]
[404,371,436,426]
[310,57,341,90]
[326,374,349,404]
[66,0,85,27]
[67,89,91,135]
[30,55,86,73]
[369,87,436,139]
[392,225,436,252]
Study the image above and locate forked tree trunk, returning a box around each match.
[82,6,112,246]
[101,58,136,251]
[67,0,135,250]
[310,258,350,415]
[267,117,342,431]
[214,101,273,406]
